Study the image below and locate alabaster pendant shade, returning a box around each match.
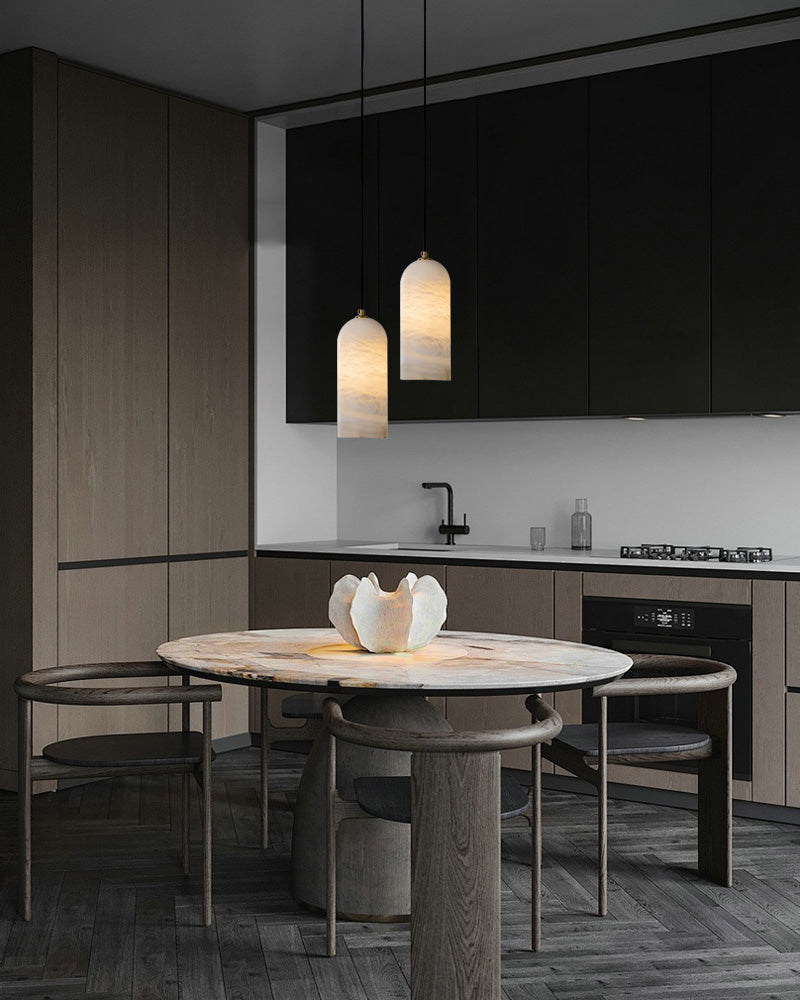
[337,310,388,438]
[400,253,451,381]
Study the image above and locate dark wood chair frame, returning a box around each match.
[542,653,737,916]
[15,661,222,926]
[322,694,563,973]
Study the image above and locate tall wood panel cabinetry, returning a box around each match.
[0,49,251,789]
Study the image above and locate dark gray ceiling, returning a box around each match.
[0,0,797,114]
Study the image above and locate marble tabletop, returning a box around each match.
[157,628,632,695]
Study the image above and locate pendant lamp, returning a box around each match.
[400,0,451,382]
[337,0,388,438]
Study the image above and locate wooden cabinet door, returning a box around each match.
[169,557,250,741]
[477,80,588,418]
[589,57,710,416]
[58,66,168,561]
[169,98,250,555]
[253,557,331,629]
[378,100,478,419]
[331,560,446,594]
[446,566,554,768]
[711,40,800,413]
[285,117,379,423]
[57,565,168,739]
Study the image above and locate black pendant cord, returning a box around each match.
[422,0,427,253]
[360,0,365,312]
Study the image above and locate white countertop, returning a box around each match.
[256,540,800,575]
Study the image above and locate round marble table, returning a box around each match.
[158,629,631,1000]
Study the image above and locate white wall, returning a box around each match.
[337,415,800,554]
[255,122,338,544]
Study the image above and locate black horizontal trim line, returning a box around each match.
[59,550,249,571]
[249,6,800,118]
[255,549,800,582]
[788,687,800,695]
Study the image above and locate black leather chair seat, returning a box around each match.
[552,722,712,760]
[353,772,530,825]
[42,731,209,768]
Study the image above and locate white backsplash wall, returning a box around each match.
[337,415,800,554]
[256,123,338,544]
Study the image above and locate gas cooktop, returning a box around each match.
[619,544,773,563]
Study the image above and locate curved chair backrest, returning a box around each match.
[592,654,736,699]
[14,661,222,707]
[323,694,562,753]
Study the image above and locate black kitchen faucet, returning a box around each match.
[421,482,470,545]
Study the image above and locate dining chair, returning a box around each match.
[322,694,562,958]
[541,653,736,915]
[15,661,222,925]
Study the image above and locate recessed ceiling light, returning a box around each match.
[625,416,646,421]
[760,413,785,418]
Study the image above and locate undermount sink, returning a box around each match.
[344,542,462,552]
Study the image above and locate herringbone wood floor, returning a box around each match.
[0,747,799,998]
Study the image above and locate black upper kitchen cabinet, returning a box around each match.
[378,100,478,420]
[588,58,710,416]
[712,40,800,414]
[478,79,589,418]
[286,116,378,423]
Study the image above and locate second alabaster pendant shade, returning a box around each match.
[400,251,451,380]
[337,310,388,438]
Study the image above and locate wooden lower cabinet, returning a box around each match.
[252,556,332,732]
[446,566,554,769]
[168,557,250,741]
[786,694,800,808]
[57,564,169,740]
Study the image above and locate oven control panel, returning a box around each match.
[633,606,695,631]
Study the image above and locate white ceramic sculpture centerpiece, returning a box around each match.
[329,572,447,653]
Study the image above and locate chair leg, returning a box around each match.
[182,773,190,875]
[18,698,32,921]
[261,688,269,850]
[326,732,337,957]
[598,695,608,918]
[697,687,732,886]
[202,700,212,927]
[182,678,191,874]
[531,741,542,952]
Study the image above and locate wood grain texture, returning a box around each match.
[751,579,785,805]
[411,751,501,1000]
[0,49,59,782]
[4,747,800,996]
[252,557,331,731]
[332,560,446,593]
[58,65,168,561]
[446,566,553,769]
[168,96,249,555]
[57,564,168,739]
[583,572,751,605]
[553,570,583,727]
[168,557,249,741]
[786,693,800,808]
[786,582,800,688]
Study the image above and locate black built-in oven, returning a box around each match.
[582,597,752,781]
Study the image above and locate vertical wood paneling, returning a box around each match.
[786,582,800,689]
[553,571,583,726]
[446,566,554,769]
[168,557,250,740]
[252,557,331,731]
[751,579,785,805]
[786,694,800,807]
[58,66,168,561]
[58,565,168,740]
[168,97,249,555]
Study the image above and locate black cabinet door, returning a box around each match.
[589,58,710,416]
[286,117,378,423]
[378,100,478,420]
[712,41,800,414]
[477,79,588,418]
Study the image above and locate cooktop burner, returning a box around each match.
[619,544,773,563]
